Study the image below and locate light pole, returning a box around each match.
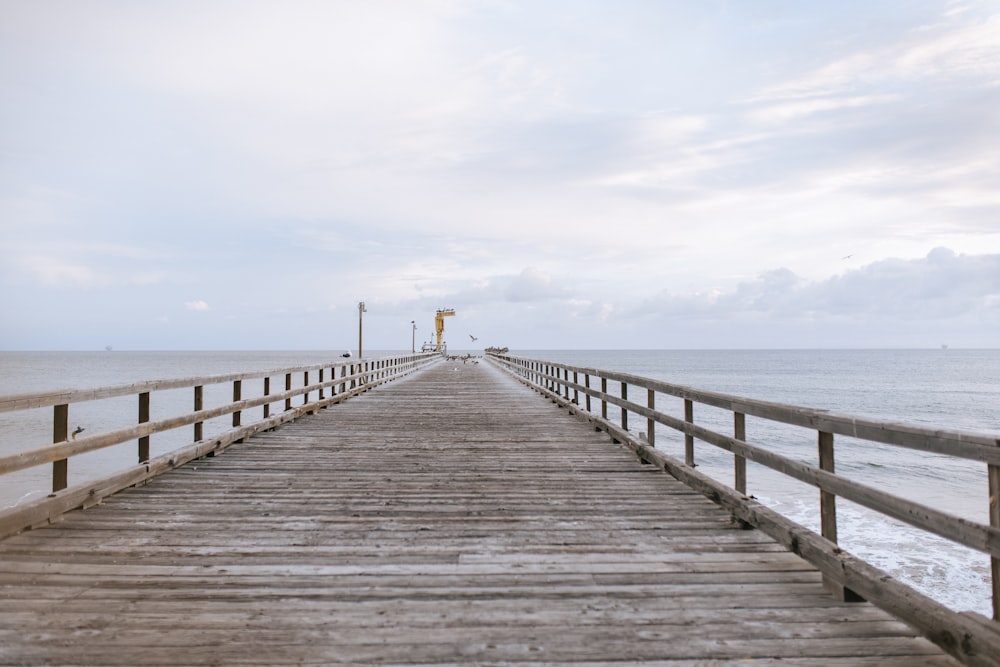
[358,301,366,358]
[410,321,416,353]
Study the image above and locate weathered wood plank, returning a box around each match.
[0,361,964,666]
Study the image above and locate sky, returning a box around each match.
[1,1,998,351]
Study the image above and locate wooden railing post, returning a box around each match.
[734,412,746,495]
[818,430,862,601]
[318,369,324,400]
[262,378,270,419]
[53,404,68,492]
[573,371,579,406]
[601,377,608,421]
[232,380,243,445]
[620,382,628,432]
[285,373,293,410]
[646,389,655,447]
[684,399,694,466]
[194,386,204,441]
[990,462,1000,621]
[138,392,150,463]
[232,381,242,428]
[584,374,591,412]
[818,430,836,544]
[303,371,309,405]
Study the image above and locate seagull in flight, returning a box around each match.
[469,334,478,342]
[72,426,85,440]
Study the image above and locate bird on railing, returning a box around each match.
[72,426,85,440]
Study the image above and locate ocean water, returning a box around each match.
[1,348,997,617]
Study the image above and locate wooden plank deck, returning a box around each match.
[0,360,959,666]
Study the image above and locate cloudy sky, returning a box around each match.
[1,1,998,351]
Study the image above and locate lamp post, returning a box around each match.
[358,301,366,358]
[411,321,416,353]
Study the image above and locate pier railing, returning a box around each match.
[488,352,1000,660]
[0,352,438,538]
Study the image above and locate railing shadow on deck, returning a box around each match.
[0,353,439,539]
[488,351,1000,667]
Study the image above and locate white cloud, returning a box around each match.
[894,13,1000,83]
[20,257,101,288]
[184,300,210,312]
[751,10,1000,103]
[503,267,568,303]
[749,95,899,124]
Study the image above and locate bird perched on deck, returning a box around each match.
[72,426,85,440]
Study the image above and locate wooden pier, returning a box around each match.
[0,359,972,666]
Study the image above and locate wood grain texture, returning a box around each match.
[0,361,959,666]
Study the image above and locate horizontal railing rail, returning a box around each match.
[488,351,1000,667]
[0,353,439,538]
